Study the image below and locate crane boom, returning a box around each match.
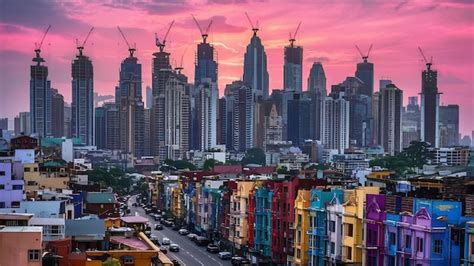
[366,44,373,58]
[245,12,258,35]
[289,22,302,47]
[293,21,301,40]
[36,25,52,50]
[117,26,131,49]
[355,45,364,58]
[192,15,204,36]
[82,27,94,47]
[163,20,175,45]
[205,20,213,36]
[192,15,212,43]
[418,46,432,70]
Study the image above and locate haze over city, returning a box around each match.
[0,0,473,135]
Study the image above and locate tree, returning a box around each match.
[203,159,219,171]
[241,148,266,166]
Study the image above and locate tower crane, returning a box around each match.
[355,44,373,63]
[289,22,301,47]
[192,15,213,44]
[418,46,433,71]
[117,26,136,57]
[245,12,259,36]
[76,27,94,56]
[33,25,51,65]
[175,46,189,74]
[155,20,175,52]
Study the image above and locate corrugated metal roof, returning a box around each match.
[86,192,115,204]
[65,219,105,237]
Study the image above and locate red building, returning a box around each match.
[84,192,119,218]
[10,135,38,150]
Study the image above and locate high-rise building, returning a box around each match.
[402,96,421,148]
[378,83,403,155]
[30,46,52,137]
[14,116,20,135]
[218,97,227,146]
[287,93,313,147]
[143,108,151,156]
[283,42,303,92]
[439,104,459,147]
[355,54,374,97]
[196,78,218,151]
[146,86,153,109]
[420,63,441,147]
[63,104,72,138]
[243,28,269,99]
[151,41,173,158]
[71,46,94,145]
[117,50,144,157]
[372,80,392,145]
[163,73,190,160]
[321,91,350,153]
[254,99,283,151]
[95,103,119,150]
[18,112,30,135]
[224,81,255,151]
[51,89,64,137]
[95,106,106,149]
[308,62,326,96]
[0,118,8,131]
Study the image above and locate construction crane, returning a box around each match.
[192,15,213,44]
[175,46,189,74]
[289,22,301,47]
[33,25,51,65]
[155,20,175,52]
[76,27,94,56]
[245,12,259,36]
[418,46,433,71]
[117,26,136,57]
[355,44,373,63]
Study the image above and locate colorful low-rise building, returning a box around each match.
[0,160,24,208]
[365,194,386,266]
[294,189,311,266]
[0,226,43,266]
[229,180,255,254]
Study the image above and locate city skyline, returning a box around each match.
[0,0,473,135]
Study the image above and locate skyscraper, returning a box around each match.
[224,81,255,151]
[117,49,144,158]
[196,78,218,151]
[439,104,459,147]
[402,96,421,148]
[372,80,392,145]
[19,112,30,135]
[308,62,326,96]
[283,41,303,92]
[30,45,52,137]
[71,46,94,145]
[378,83,403,155]
[420,62,441,147]
[95,103,119,150]
[51,89,64,137]
[355,53,374,97]
[287,93,313,147]
[321,91,350,153]
[146,86,153,109]
[243,27,269,99]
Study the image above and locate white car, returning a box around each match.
[178,229,189,235]
[218,251,232,260]
[161,237,171,245]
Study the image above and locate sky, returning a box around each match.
[0,0,473,135]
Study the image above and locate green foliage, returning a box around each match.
[241,148,266,166]
[163,159,197,171]
[277,166,290,175]
[369,141,433,176]
[203,159,220,171]
[87,167,132,194]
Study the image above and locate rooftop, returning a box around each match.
[0,226,43,233]
[121,215,149,224]
[110,236,150,250]
[86,192,116,204]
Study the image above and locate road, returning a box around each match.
[128,195,232,266]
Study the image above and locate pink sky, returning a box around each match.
[0,0,473,135]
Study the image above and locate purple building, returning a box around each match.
[0,160,24,208]
[365,194,386,266]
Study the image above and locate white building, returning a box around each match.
[197,79,218,151]
[378,83,403,155]
[321,92,350,154]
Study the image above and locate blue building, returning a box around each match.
[243,29,269,99]
[307,189,342,266]
[287,93,313,147]
[30,45,52,137]
[253,185,273,263]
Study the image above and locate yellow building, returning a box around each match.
[229,180,255,250]
[342,187,379,264]
[171,182,184,220]
[24,162,69,199]
[294,189,311,266]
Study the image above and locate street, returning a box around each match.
[128,196,233,266]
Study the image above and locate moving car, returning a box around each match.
[194,236,211,246]
[161,237,171,245]
[231,256,251,265]
[187,233,198,241]
[169,244,180,252]
[218,252,232,260]
[178,228,189,235]
[206,244,219,253]
[159,246,167,254]
[155,224,163,230]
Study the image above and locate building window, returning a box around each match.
[346,223,353,237]
[28,249,40,261]
[122,256,134,264]
[0,171,5,176]
[434,239,442,254]
[24,167,30,172]
[330,221,335,232]
[387,256,396,266]
[297,214,302,226]
[346,246,352,260]
[330,242,335,254]
[0,184,4,190]
[11,201,20,208]
[296,249,301,259]
[297,230,301,244]
[0,202,5,208]
[416,237,424,252]
[389,232,396,245]
[405,234,411,248]
[12,185,22,190]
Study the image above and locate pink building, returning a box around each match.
[0,225,43,266]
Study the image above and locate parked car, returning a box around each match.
[155,224,163,230]
[150,235,160,245]
[171,259,180,266]
[161,237,171,245]
[162,220,173,227]
[169,244,180,252]
[159,246,168,254]
[194,236,211,246]
[218,252,232,260]
[231,257,250,266]
[144,226,152,237]
[206,244,219,253]
[172,223,181,231]
[178,229,189,235]
[187,233,198,241]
